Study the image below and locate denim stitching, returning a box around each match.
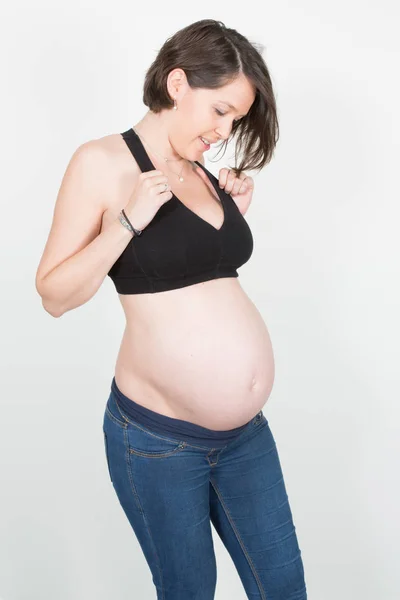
[111,395,210,446]
[210,412,264,460]
[210,477,267,600]
[105,406,128,429]
[108,396,263,452]
[106,405,187,456]
[108,400,223,451]
[123,427,165,599]
[206,447,220,467]
[103,430,113,482]
[129,442,186,459]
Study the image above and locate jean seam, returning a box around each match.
[105,406,128,429]
[108,404,211,449]
[210,477,267,600]
[129,443,186,458]
[123,427,165,599]
[107,403,227,451]
[216,415,266,459]
[108,401,259,452]
[108,395,263,451]
[111,396,216,448]
[103,430,113,482]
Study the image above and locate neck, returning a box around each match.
[132,110,183,161]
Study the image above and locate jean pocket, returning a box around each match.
[127,423,186,458]
[103,430,113,482]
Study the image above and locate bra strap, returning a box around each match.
[121,128,155,172]
[194,160,225,204]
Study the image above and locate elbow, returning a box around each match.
[36,286,64,318]
[40,296,65,318]
[36,276,65,317]
[35,275,95,317]
[42,299,65,319]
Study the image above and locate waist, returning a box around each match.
[110,376,254,448]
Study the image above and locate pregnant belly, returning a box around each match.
[115,279,275,429]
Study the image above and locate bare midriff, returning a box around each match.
[113,277,275,430]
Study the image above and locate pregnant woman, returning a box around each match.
[36,19,307,600]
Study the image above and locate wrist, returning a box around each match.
[119,209,143,237]
[114,213,136,239]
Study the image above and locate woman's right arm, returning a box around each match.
[35,141,134,318]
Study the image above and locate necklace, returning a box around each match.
[133,127,187,182]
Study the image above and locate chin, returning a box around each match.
[184,147,199,161]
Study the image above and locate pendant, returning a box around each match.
[179,177,184,182]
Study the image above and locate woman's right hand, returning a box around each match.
[123,170,173,232]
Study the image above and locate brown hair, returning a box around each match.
[143,19,279,176]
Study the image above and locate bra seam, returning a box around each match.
[129,241,154,292]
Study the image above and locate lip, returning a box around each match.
[199,137,210,150]
[200,137,218,144]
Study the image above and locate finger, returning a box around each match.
[142,172,168,186]
[223,169,239,194]
[233,181,244,195]
[234,176,252,195]
[218,167,231,189]
[142,169,166,178]
[157,181,171,193]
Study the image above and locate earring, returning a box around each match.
[173,98,177,110]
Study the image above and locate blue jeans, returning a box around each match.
[103,388,308,599]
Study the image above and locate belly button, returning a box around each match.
[250,376,258,391]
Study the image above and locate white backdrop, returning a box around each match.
[1,1,399,599]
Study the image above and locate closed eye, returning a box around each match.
[214,108,242,122]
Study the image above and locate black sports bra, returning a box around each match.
[107,127,253,294]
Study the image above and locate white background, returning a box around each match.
[1,1,399,599]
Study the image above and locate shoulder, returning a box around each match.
[78,132,138,173]
[74,132,141,213]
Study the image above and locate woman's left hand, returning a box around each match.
[218,168,254,216]
[196,166,254,216]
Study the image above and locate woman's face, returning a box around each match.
[168,72,256,161]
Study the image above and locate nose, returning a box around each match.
[215,122,232,141]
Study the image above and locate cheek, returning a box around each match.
[190,103,212,130]
[176,102,212,140]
